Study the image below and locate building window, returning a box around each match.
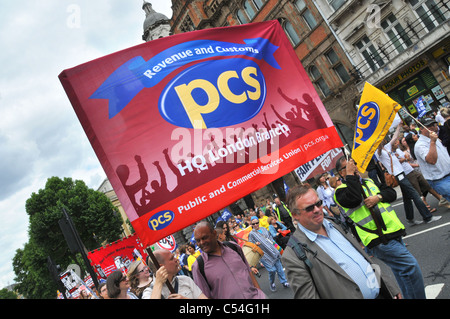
[381,13,413,54]
[326,49,350,84]
[236,9,249,24]
[295,0,306,11]
[310,65,331,97]
[243,0,256,20]
[355,36,385,72]
[282,20,301,46]
[408,0,446,32]
[237,0,266,24]
[328,0,347,11]
[253,0,265,10]
[295,0,318,30]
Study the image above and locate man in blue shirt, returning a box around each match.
[282,184,401,299]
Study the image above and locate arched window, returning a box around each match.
[236,9,248,24]
[243,0,256,20]
[282,20,301,46]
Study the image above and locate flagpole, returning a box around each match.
[403,111,442,142]
[145,248,176,294]
[403,111,433,134]
[341,144,350,161]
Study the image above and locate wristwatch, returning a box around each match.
[377,194,383,201]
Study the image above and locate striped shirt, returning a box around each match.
[248,227,280,267]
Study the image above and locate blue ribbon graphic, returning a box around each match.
[90,38,280,118]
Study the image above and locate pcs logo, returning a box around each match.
[159,58,266,129]
[354,101,380,149]
[148,210,175,231]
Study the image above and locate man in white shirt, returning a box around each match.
[414,117,450,203]
[435,110,445,126]
[142,249,208,299]
[377,124,441,225]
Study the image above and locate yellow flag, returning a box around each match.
[352,82,401,172]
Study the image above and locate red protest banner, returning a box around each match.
[59,20,343,248]
[87,234,148,280]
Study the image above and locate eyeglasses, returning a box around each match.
[138,266,149,274]
[339,166,346,172]
[300,200,323,212]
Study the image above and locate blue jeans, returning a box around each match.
[398,175,433,222]
[261,257,288,285]
[427,174,450,203]
[366,238,425,299]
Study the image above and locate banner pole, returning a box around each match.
[403,111,442,142]
[145,248,176,294]
[404,111,432,133]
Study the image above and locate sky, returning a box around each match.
[0,0,173,289]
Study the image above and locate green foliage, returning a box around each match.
[12,240,57,299]
[13,176,125,299]
[0,288,18,299]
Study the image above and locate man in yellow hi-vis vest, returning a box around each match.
[334,156,426,299]
[273,195,296,233]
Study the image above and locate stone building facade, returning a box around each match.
[314,0,450,120]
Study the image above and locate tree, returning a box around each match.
[0,288,18,299]
[12,240,56,299]
[13,176,124,298]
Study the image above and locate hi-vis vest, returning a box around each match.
[334,178,405,248]
[275,202,292,220]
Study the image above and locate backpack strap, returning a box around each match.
[223,241,240,254]
[286,235,322,298]
[195,254,209,291]
[286,235,315,270]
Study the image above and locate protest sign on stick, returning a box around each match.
[351,82,401,173]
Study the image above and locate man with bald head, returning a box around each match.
[191,221,266,299]
[142,248,207,299]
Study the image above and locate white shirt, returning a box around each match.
[414,135,450,180]
[377,143,404,176]
[436,112,445,126]
[142,275,204,299]
[317,184,336,208]
[395,148,414,175]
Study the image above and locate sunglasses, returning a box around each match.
[300,200,323,212]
